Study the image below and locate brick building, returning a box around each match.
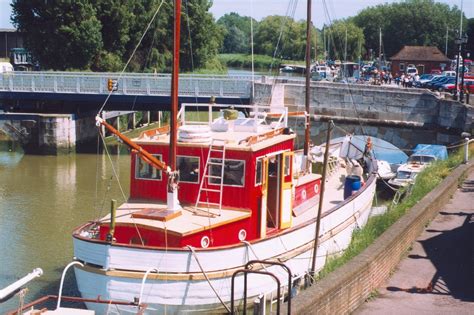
[390,46,450,75]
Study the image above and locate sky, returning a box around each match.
[0,0,473,29]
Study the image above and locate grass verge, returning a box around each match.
[218,53,304,71]
[317,142,474,279]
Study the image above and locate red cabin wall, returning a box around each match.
[127,139,294,245]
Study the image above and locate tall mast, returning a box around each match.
[168,0,182,212]
[378,27,382,69]
[304,0,312,164]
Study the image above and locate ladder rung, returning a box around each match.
[210,148,225,152]
[196,201,220,207]
[208,162,223,166]
[201,188,221,193]
[204,175,222,179]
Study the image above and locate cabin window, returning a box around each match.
[209,159,245,187]
[399,63,405,71]
[177,156,199,183]
[255,158,263,186]
[284,155,291,176]
[135,154,162,180]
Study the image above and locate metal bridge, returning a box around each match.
[0,72,255,112]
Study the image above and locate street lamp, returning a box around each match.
[454,33,468,101]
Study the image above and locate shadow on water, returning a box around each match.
[387,211,474,301]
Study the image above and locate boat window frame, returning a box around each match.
[208,158,246,187]
[255,157,263,186]
[135,154,163,181]
[177,155,200,184]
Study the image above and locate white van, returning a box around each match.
[442,71,456,77]
[0,62,14,74]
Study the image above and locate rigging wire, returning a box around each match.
[99,131,145,246]
[97,0,166,115]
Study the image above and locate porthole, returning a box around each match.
[200,236,210,248]
[314,184,319,194]
[301,190,307,200]
[238,229,247,241]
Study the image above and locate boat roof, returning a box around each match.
[412,144,448,160]
[133,103,294,151]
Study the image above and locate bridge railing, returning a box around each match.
[0,72,255,98]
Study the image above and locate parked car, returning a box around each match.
[406,66,418,76]
[413,74,433,87]
[442,71,456,77]
[432,77,455,91]
[422,75,445,88]
[441,80,474,94]
[425,76,449,89]
[430,69,442,74]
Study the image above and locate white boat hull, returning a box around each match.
[73,177,376,314]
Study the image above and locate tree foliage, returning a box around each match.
[254,16,316,61]
[217,13,255,54]
[11,0,223,72]
[322,21,365,61]
[466,18,474,58]
[352,0,465,59]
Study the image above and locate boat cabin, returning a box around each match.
[96,104,321,249]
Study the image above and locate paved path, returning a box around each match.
[355,169,474,315]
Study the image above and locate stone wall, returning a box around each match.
[255,82,474,147]
[288,160,474,314]
[1,112,97,154]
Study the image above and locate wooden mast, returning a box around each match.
[304,0,312,169]
[168,0,182,212]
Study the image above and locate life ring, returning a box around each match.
[178,125,212,143]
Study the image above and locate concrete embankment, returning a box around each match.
[287,159,474,314]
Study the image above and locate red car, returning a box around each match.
[443,80,474,94]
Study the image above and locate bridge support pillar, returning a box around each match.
[0,112,98,154]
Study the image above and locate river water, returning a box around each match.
[0,141,130,312]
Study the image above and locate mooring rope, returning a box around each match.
[186,245,231,313]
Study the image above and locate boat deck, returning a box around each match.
[100,203,251,236]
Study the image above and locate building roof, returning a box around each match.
[390,46,450,62]
[0,28,18,33]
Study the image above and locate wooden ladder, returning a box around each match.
[195,139,227,216]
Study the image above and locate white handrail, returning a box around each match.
[56,261,84,310]
[138,268,158,306]
[0,268,43,301]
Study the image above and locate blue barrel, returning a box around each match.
[344,175,362,199]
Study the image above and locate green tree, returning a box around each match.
[466,18,474,59]
[217,13,255,53]
[12,0,103,70]
[11,0,223,72]
[353,0,464,59]
[323,21,365,61]
[254,16,316,61]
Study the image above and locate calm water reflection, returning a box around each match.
[0,142,130,312]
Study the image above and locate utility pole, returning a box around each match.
[378,27,382,70]
[445,26,449,56]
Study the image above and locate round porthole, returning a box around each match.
[200,236,210,248]
[238,229,247,241]
[301,190,307,200]
[314,184,319,194]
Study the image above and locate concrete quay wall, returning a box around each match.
[255,82,474,146]
[288,159,474,314]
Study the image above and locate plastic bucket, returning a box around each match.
[344,175,361,199]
